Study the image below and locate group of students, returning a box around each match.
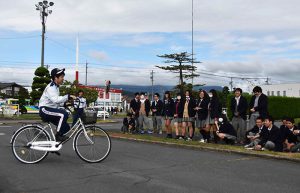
[121,86,300,152]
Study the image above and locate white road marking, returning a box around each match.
[0,133,6,136]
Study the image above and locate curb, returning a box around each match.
[110,135,300,163]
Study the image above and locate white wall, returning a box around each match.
[260,83,300,98]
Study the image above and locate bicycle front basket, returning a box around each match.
[82,110,97,124]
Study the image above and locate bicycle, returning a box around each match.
[10,103,111,164]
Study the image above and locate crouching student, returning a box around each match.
[282,117,300,152]
[121,113,136,134]
[244,117,265,148]
[215,116,237,145]
[255,116,281,151]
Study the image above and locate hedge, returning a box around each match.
[226,94,300,120]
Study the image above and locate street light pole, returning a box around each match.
[35,1,54,67]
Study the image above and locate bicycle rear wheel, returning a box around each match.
[74,125,111,163]
[12,125,50,164]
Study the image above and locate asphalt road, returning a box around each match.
[1,124,300,193]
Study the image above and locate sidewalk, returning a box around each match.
[109,132,300,163]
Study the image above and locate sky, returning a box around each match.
[0,0,300,91]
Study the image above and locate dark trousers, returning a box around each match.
[39,106,70,136]
[72,108,84,127]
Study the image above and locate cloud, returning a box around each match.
[1,0,300,34]
[112,34,165,47]
[88,50,109,61]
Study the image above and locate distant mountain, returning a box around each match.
[110,84,223,96]
[112,85,174,96]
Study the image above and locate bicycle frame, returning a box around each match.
[10,117,94,151]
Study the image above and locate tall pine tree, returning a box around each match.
[156,52,200,93]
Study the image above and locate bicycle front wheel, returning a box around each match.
[74,126,111,163]
[12,125,50,164]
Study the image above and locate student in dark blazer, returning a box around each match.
[130,92,140,132]
[162,91,175,138]
[244,116,265,148]
[255,116,281,151]
[202,89,221,143]
[195,90,210,143]
[151,93,164,134]
[281,117,300,152]
[174,93,184,139]
[216,115,237,145]
[181,90,196,141]
[249,86,268,129]
[230,88,248,143]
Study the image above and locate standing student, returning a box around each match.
[249,86,268,129]
[162,91,175,138]
[138,92,151,134]
[195,90,209,143]
[151,93,163,134]
[230,88,248,143]
[174,93,184,139]
[181,90,196,141]
[72,90,87,127]
[130,92,141,132]
[203,89,221,143]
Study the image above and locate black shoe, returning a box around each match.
[166,134,173,139]
[55,134,68,142]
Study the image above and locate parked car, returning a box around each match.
[97,110,109,118]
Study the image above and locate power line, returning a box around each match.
[0,35,40,40]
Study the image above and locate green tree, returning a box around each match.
[59,80,98,105]
[18,87,30,114]
[156,52,200,93]
[31,67,51,104]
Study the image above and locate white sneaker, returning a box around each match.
[179,136,184,140]
[244,144,251,148]
[199,139,206,143]
[159,130,163,135]
[245,147,254,150]
[186,137,192,141]
[261,148,265,151]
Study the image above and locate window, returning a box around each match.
[6,90,12,96]
[283,91,286,97]
[267,91,270,96]
[271,91,274,96]
[277,91,280,96]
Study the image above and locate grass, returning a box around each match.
[108,132,300,160]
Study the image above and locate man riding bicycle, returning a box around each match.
[39,68,76,142]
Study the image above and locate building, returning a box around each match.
[260,83,300,98]
[79,85,125,111]
[0,82,24,98]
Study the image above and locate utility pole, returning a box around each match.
[85,60,88,86]
[35,1,54,67]
[229,77,233,91]
[266,77,270,85]
[150,70,154,101]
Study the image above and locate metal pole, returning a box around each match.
[150,70,154,101]
[191,0,194,85]
[41,6,45,67]
[85,60,88,85]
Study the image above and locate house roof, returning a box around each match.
[0,82,23,90]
